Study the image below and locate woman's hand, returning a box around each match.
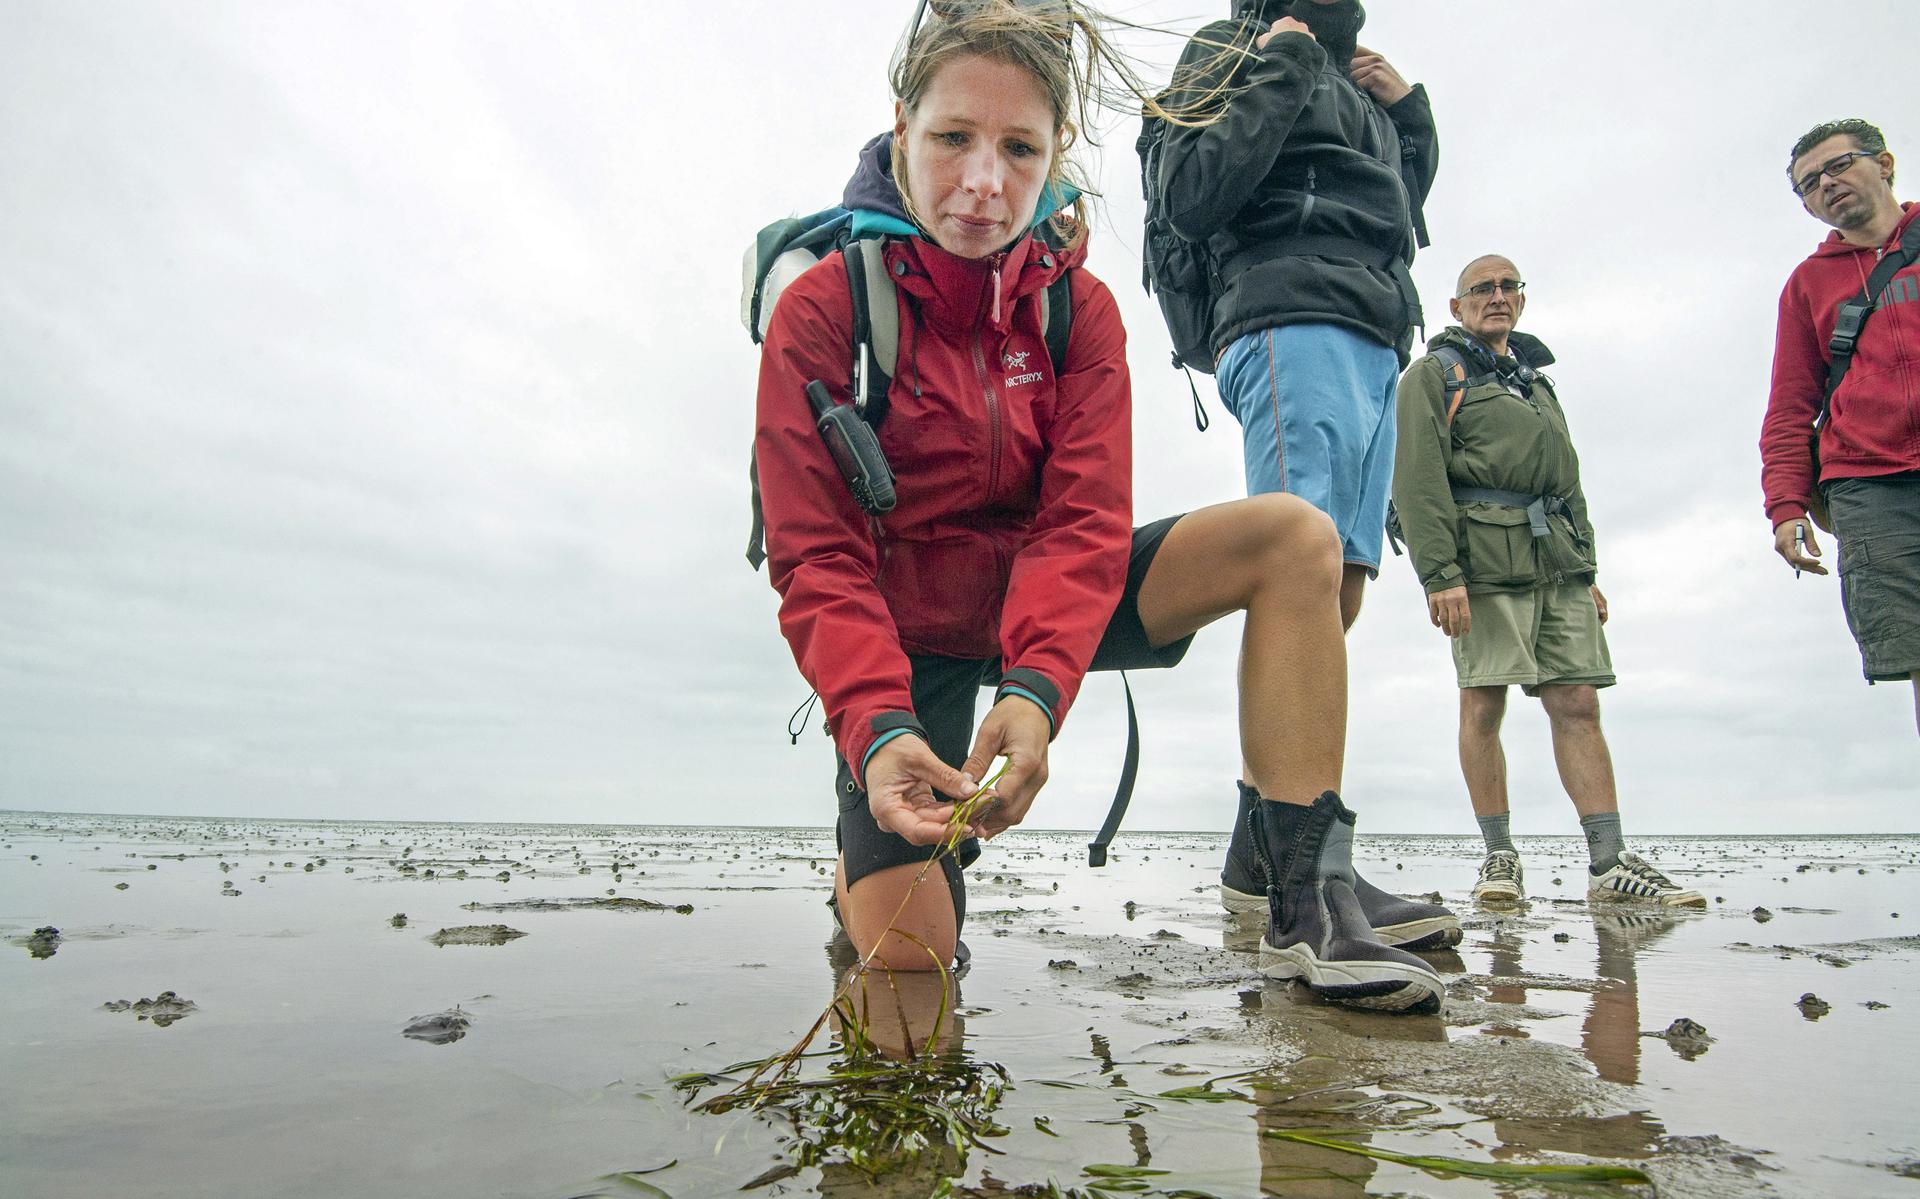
[960,697,1053,840]
[865,736,979,847]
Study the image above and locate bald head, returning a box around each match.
[1455,254,1518,298]
[1449,255,1526,353]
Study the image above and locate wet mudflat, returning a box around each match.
[1,811,1916,1198]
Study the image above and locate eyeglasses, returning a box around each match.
[1461,279,1525,299]
[1792,149,1878,197]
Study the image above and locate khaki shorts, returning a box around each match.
[1453,582,1615,696]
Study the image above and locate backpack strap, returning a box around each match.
[1040,269,1073,377]
[1086,671,1139,868]
[841,237,899,425]
[1430,345,1477,425]
[1822,220,1920,427]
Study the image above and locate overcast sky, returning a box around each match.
[2,1,1911,835]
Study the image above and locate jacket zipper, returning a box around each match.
[974,253,1007,500]
[973,333,1003,502]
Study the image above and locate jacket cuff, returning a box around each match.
[1422,564,1465,594]
[1385,82,1431,124]
[996,668,1060,738]
[1768,502,1810,526]
[853,712,929,788]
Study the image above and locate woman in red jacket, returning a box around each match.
[755,0,1445,1013]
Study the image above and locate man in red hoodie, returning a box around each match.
[1761,118,1920,732]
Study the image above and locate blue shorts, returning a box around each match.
[1215,323,1399,574]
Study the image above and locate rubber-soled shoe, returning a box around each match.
[1250,792,1444,1014]
[1351,873,1462,951]
[1223,783,1460,950]
[1472,849,1524,903]
[1587,851,1706,908]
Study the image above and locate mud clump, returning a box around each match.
[1047,959,1079,970]
[1796,992,1831,1019]
[1751,906,1774,923]
[102,991,197,1027]
[403,1007,471,1044]
[428,924,527,947]
[24,926,61,959]
[1644,1017,1714,1058]
[461,897,692,915]
[390,913,408,928]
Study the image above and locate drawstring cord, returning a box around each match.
[786,690,820,745]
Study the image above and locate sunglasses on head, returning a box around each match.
[909,0,1072,41]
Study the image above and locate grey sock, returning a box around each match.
[1581,813,1625,873]
[1477,812,1515,855]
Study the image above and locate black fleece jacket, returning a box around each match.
[1158,0,1438,364]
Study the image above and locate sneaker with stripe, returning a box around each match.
[1587,851,1705,908]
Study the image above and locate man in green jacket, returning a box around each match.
[1392,254,1703,909]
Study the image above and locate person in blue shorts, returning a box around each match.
[1155,0,1450,934]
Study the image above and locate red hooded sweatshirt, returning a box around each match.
[1760,201,1920,524]
[754,232,1132,779]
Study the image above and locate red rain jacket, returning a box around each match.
[1761,202,1920,524]
[755,233,1132,778]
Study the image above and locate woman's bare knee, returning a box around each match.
[835,858,956,972]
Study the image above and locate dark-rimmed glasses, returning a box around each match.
[1793,149,1878,198]
[1461,278,1525,299]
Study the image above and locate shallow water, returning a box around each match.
[2,811,1916,1197]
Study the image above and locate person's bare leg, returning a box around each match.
[1459,686,1510,818]
[834,856,955,972]
[1134,494,1345,805]
[1537,684,1618,818]
[1339,563,1369,631]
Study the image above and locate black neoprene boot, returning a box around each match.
[1224,782,1461,951]
[1251,791,1445,1014]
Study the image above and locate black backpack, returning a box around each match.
[740,207,1074,569]
[1135,19,1258,390]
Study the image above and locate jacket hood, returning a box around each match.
[841,131,1081,243]
[1429,325,1556,371]
[1810,199,1919,259]
[1234,0,1364,65]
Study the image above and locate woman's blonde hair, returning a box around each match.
[888,1,1257,253]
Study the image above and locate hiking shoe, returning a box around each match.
[1587,851,1706,908]
[1222,783,1461,950]
[1250,792,1444,1015]
[1472,849,1524,903]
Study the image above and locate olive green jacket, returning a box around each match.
[1391,327,1597,595]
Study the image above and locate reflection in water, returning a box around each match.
[1238,986,1449,1196]
[1485,910,1669,1165]
[1254,1080,1380,1198]
[815,931,982,1196]
[1586,908,1678,1084]
[824,930,966,1061]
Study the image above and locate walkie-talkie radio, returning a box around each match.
[806,379,896,515]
